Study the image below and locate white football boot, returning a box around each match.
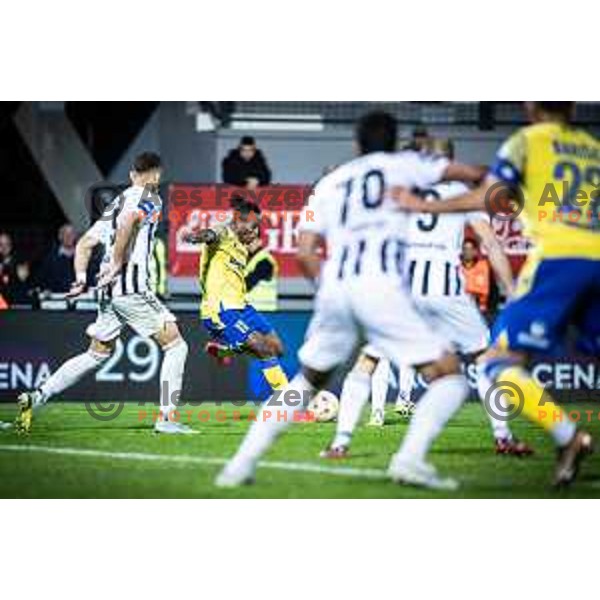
[154,421,198,435]
[394,397,416,419]
[388,455,459,491]
[215,457,257,488]
[368,408,385,428]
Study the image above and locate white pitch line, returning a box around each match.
[0,444,388,481]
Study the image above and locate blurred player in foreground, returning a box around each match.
[396,102,598,486]
[15,153,192,435]
[323,139,533,458]
[216,112,487,490]
[184,197,289,394]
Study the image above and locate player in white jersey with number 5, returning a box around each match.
[322,139,534,459]
[216,113,488,490]
[15,153,191,435]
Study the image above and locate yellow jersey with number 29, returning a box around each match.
[491,122,600,259]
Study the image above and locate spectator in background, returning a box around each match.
[11,261,34,305]
[407,125,433,152]
[38,223,77,293]
[245,230,278,312]
[222,136,272,190]
[462,238,491,315]
[0,232,16,306]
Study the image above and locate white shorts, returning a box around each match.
[363,294,489,360]
[298,279,450,373]
[86,292,177,342]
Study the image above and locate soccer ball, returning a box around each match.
[308,391,340,423]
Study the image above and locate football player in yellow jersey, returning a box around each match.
[184,196,289,393]
[396,102,598,486]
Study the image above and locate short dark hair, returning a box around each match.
[412,125,429,139]
[132,152,162,173]
[356,111,397,154]
[535,102,574,120]
[230,195,261,218]
[240,136,256,147]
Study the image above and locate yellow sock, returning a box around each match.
[498,366,574,438]
[261,360,289,392]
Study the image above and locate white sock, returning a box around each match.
[396,374,469,464]
[232,373,315,464]
[396,365,415,405]
[476,365,513,441]
[39,350,108,404]
[370,360,389,416]
[159,339,188,421]
[332,370,372,448]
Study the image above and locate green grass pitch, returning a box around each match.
[0,401,599,498]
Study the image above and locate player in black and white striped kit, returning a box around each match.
[216,113,491,490]
[324,140,534,457]
[15,153,192,435]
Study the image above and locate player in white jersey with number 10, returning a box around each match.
[216,112,488,490]
[323,139,534,459]
[15,153,191,435]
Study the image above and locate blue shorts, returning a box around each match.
[202,304,274,351]
[491,258,600,356]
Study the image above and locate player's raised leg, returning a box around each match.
[479,348,590,486]
[245,328,289,392]
[15,337,115,435]
[477,258,597,485]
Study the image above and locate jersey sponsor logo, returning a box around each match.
[516,321,550,351]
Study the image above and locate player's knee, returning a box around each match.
[88,338,116,363]
[154,321,182,349]
[353,353,379,376]
[419,352,461,383]
[163,336,189,358]
[269,335,285,357]
[247,333,284,359]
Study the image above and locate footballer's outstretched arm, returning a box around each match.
[470,219,515,297]
[442,162,488,185]
[394,179,493,214]
[66,228,102,298]
[297,231,323,282]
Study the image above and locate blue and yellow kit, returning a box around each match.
[490,122,600,355]
[199,226,273,351]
